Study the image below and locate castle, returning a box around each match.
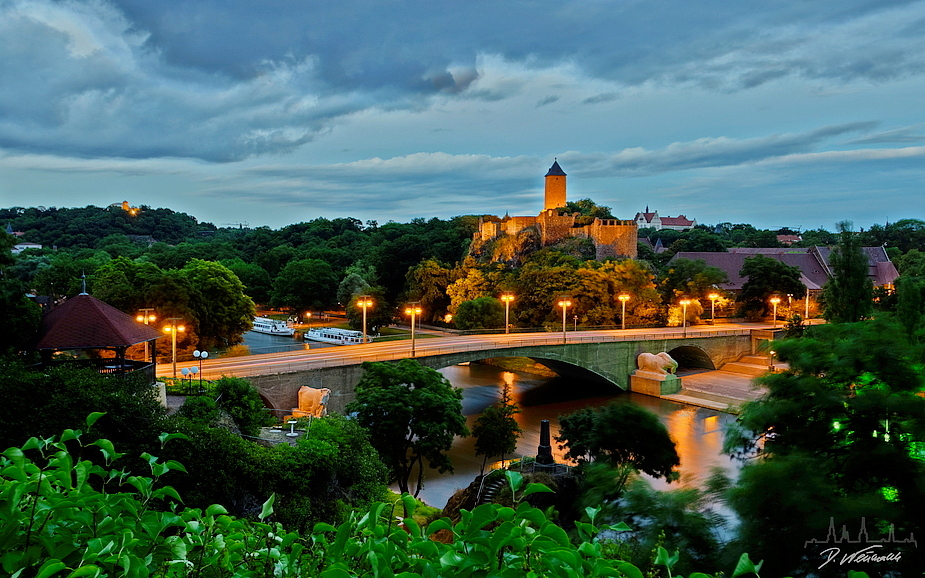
[475,161,638,260]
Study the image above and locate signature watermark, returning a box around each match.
[804,518,917,570]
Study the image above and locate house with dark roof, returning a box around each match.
[670,246,899,294]
[634,207,697,231]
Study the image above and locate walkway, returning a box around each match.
[661,354,784,413]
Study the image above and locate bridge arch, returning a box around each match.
[666,345,716,370]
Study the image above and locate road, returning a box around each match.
[158,322,771,381]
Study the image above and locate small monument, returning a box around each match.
[536,419,555,466]
[289,386,330,419]
[630,352,682,396]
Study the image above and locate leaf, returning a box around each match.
[615,562,644,578]
[158,432,188,446]
[86,412,106,429]
[521,483,554,498]
[206,504,229,516]
[60,429,80,443]
[584,506,600,525]
[505,470,523,494]
[425,518,453,537]
[36,560,66,578]
[66,566,102,578]
[259,493,276,521]
[732,553,763,577]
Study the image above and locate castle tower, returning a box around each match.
[544,160,567,211]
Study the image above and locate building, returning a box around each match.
[634,207,697,231]
[670,246,899,294]
[475,161,638,260]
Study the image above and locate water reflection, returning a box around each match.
[410,363,739,509]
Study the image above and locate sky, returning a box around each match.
[1,0,924,232]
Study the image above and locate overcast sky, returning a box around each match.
[1,0,924,231]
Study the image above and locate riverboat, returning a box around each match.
[251,316,295,336]
[305,327,371,345]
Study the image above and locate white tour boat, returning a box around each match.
[251,316,296,336]
[305,327,371,345]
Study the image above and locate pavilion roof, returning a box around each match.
[35,294,162,350]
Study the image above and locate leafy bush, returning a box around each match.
[1,423,750,577]
[175,394,220,425]
[212,376,275,435]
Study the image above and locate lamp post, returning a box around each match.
[136,308,156,361]
[557,298,572,344]
[163,318,185,378]
[357,295,373,343]
[680,299,691,338]
[770,296,781,329]
[193,350,208,388]
[707,293,718,325]
[501,293,515,334]
[405,302,422,357]
[618,293,630,330]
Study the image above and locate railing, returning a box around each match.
[41,358,156,384]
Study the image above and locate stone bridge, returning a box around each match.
[245,329,764,415]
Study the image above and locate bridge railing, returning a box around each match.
[202,327,753,378]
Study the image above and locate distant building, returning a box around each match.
[776,234,801,246]
[634,207,696,231]
[670,246,899,293]
[474,161,638,260]
[12,242,42,254]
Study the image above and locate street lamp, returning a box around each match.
[357,295,374,343]
[501,293,515,334]
[193,349,209,389]
[136,308,156,361]
[557,298,572,344]
[679,299,691,338]
[770,296,781,329]
[618,293,630,330]
[707,293,719,325]
[163,318,185,378]
[404,302,422,357]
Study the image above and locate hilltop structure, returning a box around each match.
[475,161,638,260]
[634,207,696,231]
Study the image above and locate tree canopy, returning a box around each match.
[736,255,806,320]
[346,359,469,497]
[821,221,873,323]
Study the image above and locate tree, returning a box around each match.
[472,383,522,473]
[337,272,371,307]
[821,221,873,323]
[454,296,505,330]
[221,258,273,304]
[557,402,680,492]
[345,285,394,334]
[270,258,338,313]
[736,255,806,320]
[405,259,457,323]
[0,279,42,355]
[721,319,925,575]
[180,259,255,349]
[346,359,468,497]
[659,259,729,305]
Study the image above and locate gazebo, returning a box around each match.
[34,293,162,385]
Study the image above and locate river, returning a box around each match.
[239,332,740,509]
[413,362,739,509]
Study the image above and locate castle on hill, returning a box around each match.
[475,161,638,260]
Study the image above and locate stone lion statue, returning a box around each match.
[637,352,678,375]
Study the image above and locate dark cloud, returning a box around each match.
[535,95,559,107]
[847,125,925,144]
[1,0,924,163]
[583,92,619,104]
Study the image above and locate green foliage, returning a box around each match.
[455,296,505,330]
[557,402,680,492]
[0,278,42,354]
[659,258,729,310]
[472,383,522,472]
[0,425,731,577]
[175,394,220,425]
[822,221,874,323]
[896,275,925,342]
[346,359,469,497]
[345,285,395,333]
[721,318,925,575]
[220,257,273,304]
[270,257,339,312]
[180,258,256,349]
[0,360,166,458]
[212,376,275,436]
[406,258,458,323]
[736,255,806,320]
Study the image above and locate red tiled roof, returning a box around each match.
[659,215,694,227]
[36,294,163,350]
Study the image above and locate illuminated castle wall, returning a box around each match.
[476,161,638,260]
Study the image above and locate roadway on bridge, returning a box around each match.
[159,322,770,381]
